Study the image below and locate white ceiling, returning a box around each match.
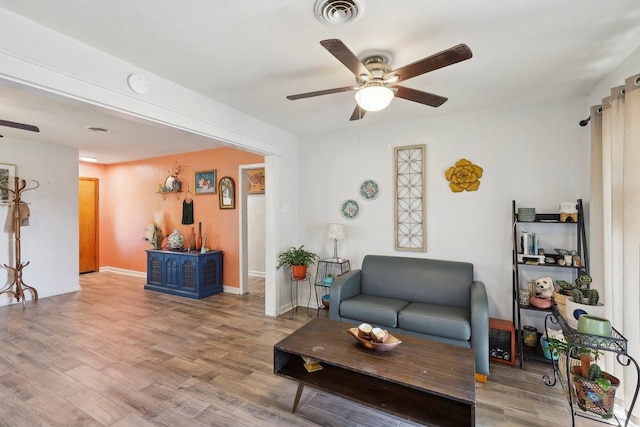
[1,0,640,163]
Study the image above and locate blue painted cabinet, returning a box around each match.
[145,250,223,299]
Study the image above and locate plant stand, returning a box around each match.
[0,177,39,307]
[288,272,312,320]
[543,309,639,426]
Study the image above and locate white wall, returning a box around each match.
[0,138,80,306]
[298,97,590,327]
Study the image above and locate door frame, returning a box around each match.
[239,159,277,316]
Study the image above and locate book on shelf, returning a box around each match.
[520,231,538,256]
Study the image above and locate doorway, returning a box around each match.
[239,163,265,296]
[79,177,99,273]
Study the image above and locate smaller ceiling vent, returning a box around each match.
[315,0,365,26]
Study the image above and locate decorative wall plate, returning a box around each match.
[341,199,359,219]
[359,180,379,200]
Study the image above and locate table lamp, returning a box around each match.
[327,223,346,260]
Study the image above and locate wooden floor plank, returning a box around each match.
[0,272,615,426]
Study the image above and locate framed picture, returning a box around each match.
[218,176,235,209]
[0,163,16,202]
[247,168,265,194]
[194,170,216,194]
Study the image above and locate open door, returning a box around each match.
[79,177,99,273]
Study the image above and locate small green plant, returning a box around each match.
[556,274,592,295]
[570,288,600,305]
[547,338,601,360]
[276,245,319,269]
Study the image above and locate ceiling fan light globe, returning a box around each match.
[355,86,394,111]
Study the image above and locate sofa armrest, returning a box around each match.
[329,270,362,321]
[470,280,490,377]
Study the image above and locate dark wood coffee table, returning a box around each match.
[274,317,475,426]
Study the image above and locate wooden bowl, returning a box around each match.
[347,328,402,352]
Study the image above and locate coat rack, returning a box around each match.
[0,176,39,306]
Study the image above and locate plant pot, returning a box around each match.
[577,315,612,337]
[291,265,308,280]
[554,291,568,318]
[540,337,559,361]
[321,294,330,308]
[570,366,619,419]
[564,298,605,329]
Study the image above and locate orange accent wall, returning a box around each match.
[80,147,263,289]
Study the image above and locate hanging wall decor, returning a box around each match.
[394,145,426,251]
[444,158,483,192]
[0,163,16,202]
[194,170,216,194]
[247,168,265,194]
[218,176,235,209]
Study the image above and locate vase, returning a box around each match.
[189,227,196,251]
[167,229,184,250]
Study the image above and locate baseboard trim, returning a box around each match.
[99,267,146,278]
[249,270,265,278]
[223,286,241,295]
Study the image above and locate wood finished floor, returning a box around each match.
[0,272,610,426]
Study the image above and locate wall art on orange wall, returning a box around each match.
[194,169,216,194]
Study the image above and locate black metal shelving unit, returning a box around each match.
[511,199,589,368]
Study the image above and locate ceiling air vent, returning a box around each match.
[314,0,365,26]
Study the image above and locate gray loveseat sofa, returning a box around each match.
[329,255,489,379]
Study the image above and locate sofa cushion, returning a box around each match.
[360,255,473,308]
[398,302,471,341]
[339,294,409,328]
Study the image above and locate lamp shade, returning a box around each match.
[354,85,394,111]
[327,223,346,240]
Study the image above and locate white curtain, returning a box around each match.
[590,73,640,423]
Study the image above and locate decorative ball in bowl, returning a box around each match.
[347,323,402,352]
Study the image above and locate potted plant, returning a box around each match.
[565,288,605,329]
[555,274,592,318]
[547,338,599,381]
[570,355,619,419]
[277,245,319,280]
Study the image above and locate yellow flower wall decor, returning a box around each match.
[445,159,483,192]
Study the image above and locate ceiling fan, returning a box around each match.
[287,39,472,121]
[0,119,40,138]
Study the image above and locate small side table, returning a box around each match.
[289,273,312,320]
[313,258,351,316]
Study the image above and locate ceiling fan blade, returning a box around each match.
[389,44,472,83]
[394,86,448,107]
[0,119,40,133]
[349,105,367,121]
[320,39,372,79]
[287,86,358,100]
